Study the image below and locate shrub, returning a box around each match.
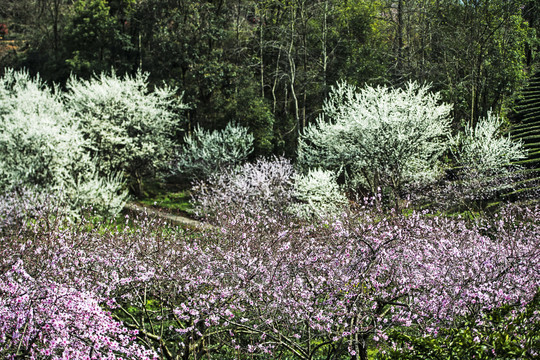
[451,111,527,176]
[65,69,186,196]
[298,81,452,205]
[288,168,348,219]
[411,112,529,211]
[0,69,127,217]
[191,156,293,221]
[174,122,254,181]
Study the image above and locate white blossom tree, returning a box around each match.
[432,111,529,210]
[0,69,127,217]
[452,111,526,175]
[298,81,453,204]
[65,70,186,196]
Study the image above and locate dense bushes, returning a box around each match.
[289,169,349,219]
[297,81,529,209]
[406,112,529,211]
[0,69,190,216]
[65,70,186,195]
[0,69,127,217]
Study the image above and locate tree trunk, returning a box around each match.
[397,0,404,73]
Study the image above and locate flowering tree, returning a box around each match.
[65,70,186,196]
[191,156,295,220]
[0,69,127,217]
[0,263,157,360]
[449,111,527,207]
[179,204,538,360]
[1,190,538,360]
[298,81,452,204]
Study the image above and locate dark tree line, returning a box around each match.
[1,0,539,156]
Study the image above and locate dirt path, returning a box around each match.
[124,203,210,229]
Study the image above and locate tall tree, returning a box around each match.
[63,0,137,78]
[0,0,76,80]
[383,0,533,124]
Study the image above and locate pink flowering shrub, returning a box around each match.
[0,261,156,360]
[0,191,158,359]
[191,157,350,222]
[1,190,538,359]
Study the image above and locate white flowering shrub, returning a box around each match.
[288,169,348,220]
[191,157,294,221]
[192,158,349,222]
[0,69,65,118]
[65,70,185,195]
[452,112,527,175]
[406,113,528,211]
[0,69,127,217]
[420,112,529,211]
[174,122,254,180]
[298,81,452,202]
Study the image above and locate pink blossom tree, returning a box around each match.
[1,190,538,360]
[104,203,539,359]
[0,191,158,359]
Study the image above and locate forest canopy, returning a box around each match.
[1,0,539,157]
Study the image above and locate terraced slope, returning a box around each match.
[507,72,540,202]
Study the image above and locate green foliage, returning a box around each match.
[64,0,136,77]
[3,0,538,166]
[174,122,254,181]
[223,85,275,157]
[390,0,532,122]
[0,69,127,217]
[138,188,193,215]
[299,81,452,203]
[511,71,540,172]
[332,0,390,86]
[65,69,185,196]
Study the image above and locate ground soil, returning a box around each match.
[124,202,210,229]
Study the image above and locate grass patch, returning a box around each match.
[137,182,194,215]
[138,190,193,215]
